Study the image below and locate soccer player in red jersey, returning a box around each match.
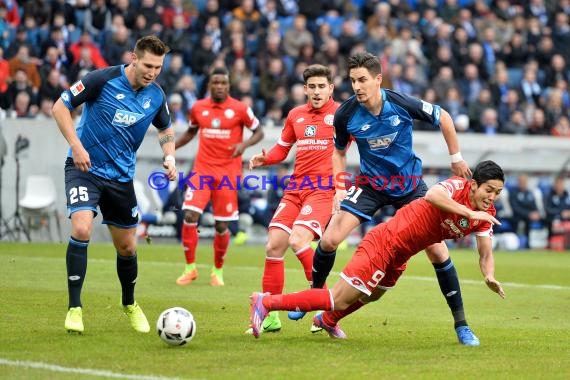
[175,67,263,286]
[247,64,339,333]
[250,160,506,344]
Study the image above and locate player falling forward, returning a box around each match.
[250,160,506,345]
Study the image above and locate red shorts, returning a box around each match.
[340,225,409,295]
[268,189,334,239]
[181,169,239,221]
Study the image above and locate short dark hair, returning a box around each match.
[134,35,170,57]
[210,67,230,77]
[472,160,504,185]
[303,64,333,84]
[208,67,230,85]
[347,51,382,76]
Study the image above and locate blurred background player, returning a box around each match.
[175,66,263,287]
[250,160,506,345]
[306,51,478,345]
[248,64,338,333]
[53,36,176,334]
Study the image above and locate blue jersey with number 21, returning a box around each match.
[333,88,441,197]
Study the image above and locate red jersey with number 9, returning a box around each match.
[387,177,496,264]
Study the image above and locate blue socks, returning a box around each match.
[117,252,138,306]
[311,244,336,289]
[433,258,466,328]
[66,237,89,308]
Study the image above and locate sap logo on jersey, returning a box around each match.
[112,109,144,127]
[366,131,398,150]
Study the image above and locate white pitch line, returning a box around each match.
[9,256,570,291]
[397,275,570,291]
[0,358,195,380]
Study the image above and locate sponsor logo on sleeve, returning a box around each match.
[421,100,433,115]
[70,80,85,96]
[450,179,465,190]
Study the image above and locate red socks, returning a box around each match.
[323,299,365,325]
[181,222,198,264]
[295,245,314,284]
[213,230,230,269]
[182,223,230,269]
[264,288,332,312]
[262,257,284,295]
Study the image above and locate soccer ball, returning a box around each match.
[156,307,197,346]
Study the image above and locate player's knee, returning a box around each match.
[214,221,229,234]
[265,241,285,258]
[425,242,449,263]
[183,211,199,224]
[115,241,136,256]
[71,224,92,241]
[319,234,340,251]
[288,234,311,252]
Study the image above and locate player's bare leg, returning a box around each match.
[250,275,360,339]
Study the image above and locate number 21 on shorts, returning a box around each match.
[345,186,363,204]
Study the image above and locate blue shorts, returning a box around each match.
[65,158,139,228]
[340,179,428,222]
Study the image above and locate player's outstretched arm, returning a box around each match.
[425,185,501,225]
[52,98,91,172]
[476,235,505,299]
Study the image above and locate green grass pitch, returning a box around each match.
[1,242,569,380]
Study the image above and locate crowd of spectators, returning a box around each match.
[0,0,570,137]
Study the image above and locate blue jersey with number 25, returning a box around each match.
[60,65,171,182]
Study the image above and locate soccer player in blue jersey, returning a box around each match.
[52,35,177,334]
[293,51,480,345]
